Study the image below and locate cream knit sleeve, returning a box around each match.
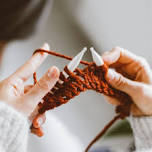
[129,116,152,152]
[0,101,29,152]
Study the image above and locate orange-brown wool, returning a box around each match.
[31,49,133,152]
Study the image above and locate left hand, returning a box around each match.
[0,43,59,124]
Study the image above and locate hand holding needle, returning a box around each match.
[35,47,105,129]
[34,47,87,129]
[90,47,104,66]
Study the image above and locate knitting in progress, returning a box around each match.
[30,48,133,152]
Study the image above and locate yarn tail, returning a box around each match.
[85,114,121,152]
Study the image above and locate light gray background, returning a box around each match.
[1,0,151,151]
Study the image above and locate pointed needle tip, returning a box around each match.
[90,47,96,55]
[82,47,87,53]
[90,47,94,52]
[67,47,87,72]
[90,47,104,66]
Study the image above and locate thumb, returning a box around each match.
[14,66,59,116]
[106,69,139,96]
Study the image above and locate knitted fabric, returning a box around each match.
[30,49,133,152]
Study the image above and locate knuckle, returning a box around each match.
[37,79,50,91]
[113,46,121,51]
[112,46,122,53]
[47,67,59,80]
[114,74,126,88]
[120,47,128,57]
[136,86,144,95]
[137,57,149,69]
[136,84,147,97]
[114,46,127,59]
[27,60,37,71]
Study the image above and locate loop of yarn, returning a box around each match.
[31,49,133,152]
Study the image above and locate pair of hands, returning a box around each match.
[0,44,151,127]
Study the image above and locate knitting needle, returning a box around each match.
[35,47,87,128]
[67,47,87,72]
[90,47,104,66]
[61,47,87,80]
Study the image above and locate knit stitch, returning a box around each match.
[0,102,29,152]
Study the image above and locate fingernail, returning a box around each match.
[107,69,114,82]
[102,51,111,61]
[42,43,50,50]
[102,51,110,56]
[48,66,59,78]
[37,118,43,126]
[40,43,50,57]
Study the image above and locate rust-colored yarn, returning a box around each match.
[31,49,133,152]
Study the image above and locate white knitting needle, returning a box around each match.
[36,48,87,127]
[90,47,104,66]
[61,47,87,79]
[67,47,87,72]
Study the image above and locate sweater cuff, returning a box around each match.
[129,115,152,152]
[0,102,29,152]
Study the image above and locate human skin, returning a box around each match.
[0,43,59,121]
[0,44,151,130]
[102,47,152,116]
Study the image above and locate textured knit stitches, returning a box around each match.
[31,49,133,137]
[129,116,152,152]
[31,48,152,152]
[0,102,29,152]
[31,49,133,152]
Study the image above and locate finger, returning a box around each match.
[31,126,44,137]
[131,104,144,116]
[102,47,152,84]
[104,95,120,106]
[8,43,49,85]
[32,114,46,128]
[22,66,59,115]
[102,46,143,67]
[24,85,34,94]
[106,69,140,96]
[29,103,43,121]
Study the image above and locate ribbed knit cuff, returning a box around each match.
[129,115,152,152]
[0,102,29,152]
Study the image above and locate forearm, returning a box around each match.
[129,115,152,152]
[0,102,29,152]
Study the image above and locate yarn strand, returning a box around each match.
[34,49,90,65]
[85,114,121,152]
[31,49,133,152]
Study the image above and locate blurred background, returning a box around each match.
[1,0,152,151]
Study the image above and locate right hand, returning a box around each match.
[102,47,152,116]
